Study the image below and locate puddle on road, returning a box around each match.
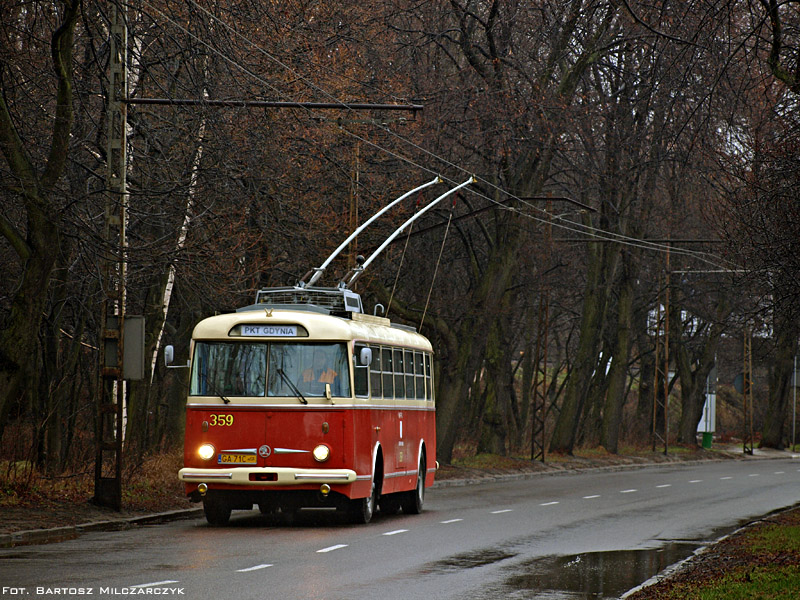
[497,542,700,599]
[423,548,518,573]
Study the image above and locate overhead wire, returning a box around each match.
[138,0,736,271]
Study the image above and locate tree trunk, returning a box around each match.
[0,1,79,439]
[761,311,799,449]
[549,232,609,454]
[600,265,635,453]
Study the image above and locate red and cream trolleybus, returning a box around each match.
[174,176,475,525]
[176,286,436,525]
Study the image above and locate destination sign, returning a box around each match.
[240,324,298,337]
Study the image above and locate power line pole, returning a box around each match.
[742,328,754,456]
[652,245,670,455]
[94,2,128,510]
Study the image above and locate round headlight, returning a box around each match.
[198,443,216,461]
[312,444,331,462]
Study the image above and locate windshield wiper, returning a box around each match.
[205,379,230,404]
[276,368,308,405]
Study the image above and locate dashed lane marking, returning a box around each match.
[317,544,348,553]
[383,529,408,536]
[441,518,463,524]
[131,581,179,588]
[491,509,513,514]
[237,564,273,572]
[583,495,601,499]
[540,501,560,506]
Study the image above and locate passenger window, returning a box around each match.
[425,354,433,401]
[393,349,405,399]
[382,348,394,399]
[370,345,382,398]
[404,350,415,400]
[415,352,425,400]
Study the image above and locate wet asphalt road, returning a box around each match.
[1,458,799,600]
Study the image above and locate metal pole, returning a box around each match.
[793,353,797,451]
[124,98,424,112]
[663,246,670,456]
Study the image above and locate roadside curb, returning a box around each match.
[0,508,204,549]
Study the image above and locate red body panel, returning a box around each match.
[183,404,435,500]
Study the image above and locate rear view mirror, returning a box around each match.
[359,347,372,366]
[164,345,175,366]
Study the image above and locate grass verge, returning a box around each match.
[628,507,800,599]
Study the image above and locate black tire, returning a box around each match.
[203,494,231,526]
[401,456,425,515]
[350,476,378,524]
[379,494,402,515]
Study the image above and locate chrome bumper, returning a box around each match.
[179,466,357,486]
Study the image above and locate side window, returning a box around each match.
[404,350,415,400]
[354,344,369,398]
[425,354,434,402]
[382,348,394,399]
[370,345,382,399]
[393,348,405,399]
[415,352,425,400]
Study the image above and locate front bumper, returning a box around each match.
[178,466,358,486]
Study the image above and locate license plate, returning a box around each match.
[218,453,257,464]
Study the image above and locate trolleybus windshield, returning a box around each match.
[190,341,350,398]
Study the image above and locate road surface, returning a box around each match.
[1,457,798,599]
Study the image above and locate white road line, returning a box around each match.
[383,529,408,536]
[441,518,463,524]
[540,501,560,506]
[720,476,733,480]
[317,544,348,553]
[583,495,601,499]
[656,484,671,488]
[131,581,179,589]
[774,471,785,474]
[491,509,513,514]
[620,489,637,494]
[237,564,273,573]
[749,474,760,477]
[689,480,703,483]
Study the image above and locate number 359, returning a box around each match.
[209,414,234,426]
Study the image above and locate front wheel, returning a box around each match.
[349,477,378,524]
[401,456,425,514]
[203,493,231,526]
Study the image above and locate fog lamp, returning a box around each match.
[198,443,216,461]
[312,444,331,462]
